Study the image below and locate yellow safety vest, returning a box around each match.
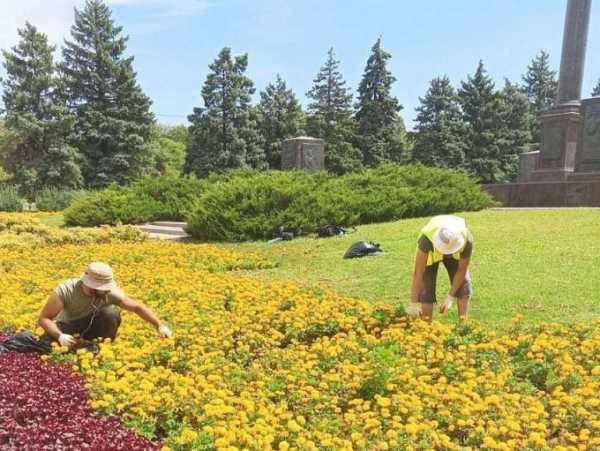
[417,215,469,266]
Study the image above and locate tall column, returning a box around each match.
[556,0,591,105]
[532,0,592,181]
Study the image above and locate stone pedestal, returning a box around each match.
[531,103,582,181]
[518,151,540,182]
[574,97,600,173]
[281,137,325,173]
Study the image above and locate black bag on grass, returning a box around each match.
[343,241,385,259]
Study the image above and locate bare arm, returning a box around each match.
[117,297,163,330]
[38,293,65,340]
[449,257,470,297]
[410,249,428,304]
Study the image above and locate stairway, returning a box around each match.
[135,221,189,240]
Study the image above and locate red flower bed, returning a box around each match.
[0,333,161,450]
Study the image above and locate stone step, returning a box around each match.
[147,232,189,240]
[151,221,187,228]
[136,224,188,236]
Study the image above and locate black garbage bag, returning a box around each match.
[0,331,99,355]
[343,241,385,259]
[317,225,356,238]
[0,331,52,354]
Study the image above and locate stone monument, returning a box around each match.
[281,137,325,173]
[485,0,600,206]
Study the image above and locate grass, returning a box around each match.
[37,214,65,228]
[222,209,600,325]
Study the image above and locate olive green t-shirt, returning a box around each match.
[54,278,126,322]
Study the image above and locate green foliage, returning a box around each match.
[458,61,510,184]
[61,0,154,188]
[149,124,187,176]
[1,22,82,196]
[500,80,534,182]
[185,47,266,177]
[592,78,600,97]
[0,185,24,211]
[306,48,362,174]
[34,188,88,211]
[355,38,407,165]
[186,164,494,241]
[257,75,306,169]
[413,76,467,169]
[63,175,203,226]
[521,51,557,144]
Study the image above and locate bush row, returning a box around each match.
[185,164,496,241]
[0,186,87,212]
[62,165,495,240]
[63,176,204,226]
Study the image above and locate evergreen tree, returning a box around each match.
[592,78,600,97]
[61,0,154,188]
[500,79,534,181]
[149,124,187,176]
[355,38,406,165]
[185,47,266,177]
[458,61,508,183]
[1,22,81,196]
[306,48,361,174]
[412,76,466,169]
[256,74,305,169]
[521,51,557,144]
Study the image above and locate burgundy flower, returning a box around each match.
[0,333,161,451]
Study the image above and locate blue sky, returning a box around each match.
[2,1,600,129]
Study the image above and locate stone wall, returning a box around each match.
[483,181,600,207]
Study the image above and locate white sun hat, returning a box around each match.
[81,262,118,291]
[431,220,466,255]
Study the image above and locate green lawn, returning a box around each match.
[222,209,600,325]
[38,214,65,228]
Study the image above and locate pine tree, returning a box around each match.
[355,38,406,166]
[184,47,266,177]
[458,61,508,183]
[1,22,81,196]
[61,0,154,188]
[521,51,557,144]
[412,76,466,169]
[256,74,305,169]
[499,79,534,181]
[306,48,361,174]
[592,78,600,97]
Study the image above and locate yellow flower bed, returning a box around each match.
[1,241,599,451]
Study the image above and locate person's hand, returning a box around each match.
[406,302,422,318]
[157,324,173,338]
[58,333,76,348]
[440,295,457,314]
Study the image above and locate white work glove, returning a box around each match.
[58,333,76,348]
[440,295,457,314]
[406,302,422,318]
[157,324,173,338]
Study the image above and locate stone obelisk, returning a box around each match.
[532,0,592,181]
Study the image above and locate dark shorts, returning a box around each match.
[46,306,122,342]
[419,257,472,304]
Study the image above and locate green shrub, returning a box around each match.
[64,176,204,226]
[34,189,88,211]
[0,185,24,212]
[186,164,496,241]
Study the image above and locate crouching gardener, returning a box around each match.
[407,215,473,322]
[39,262,173,350]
